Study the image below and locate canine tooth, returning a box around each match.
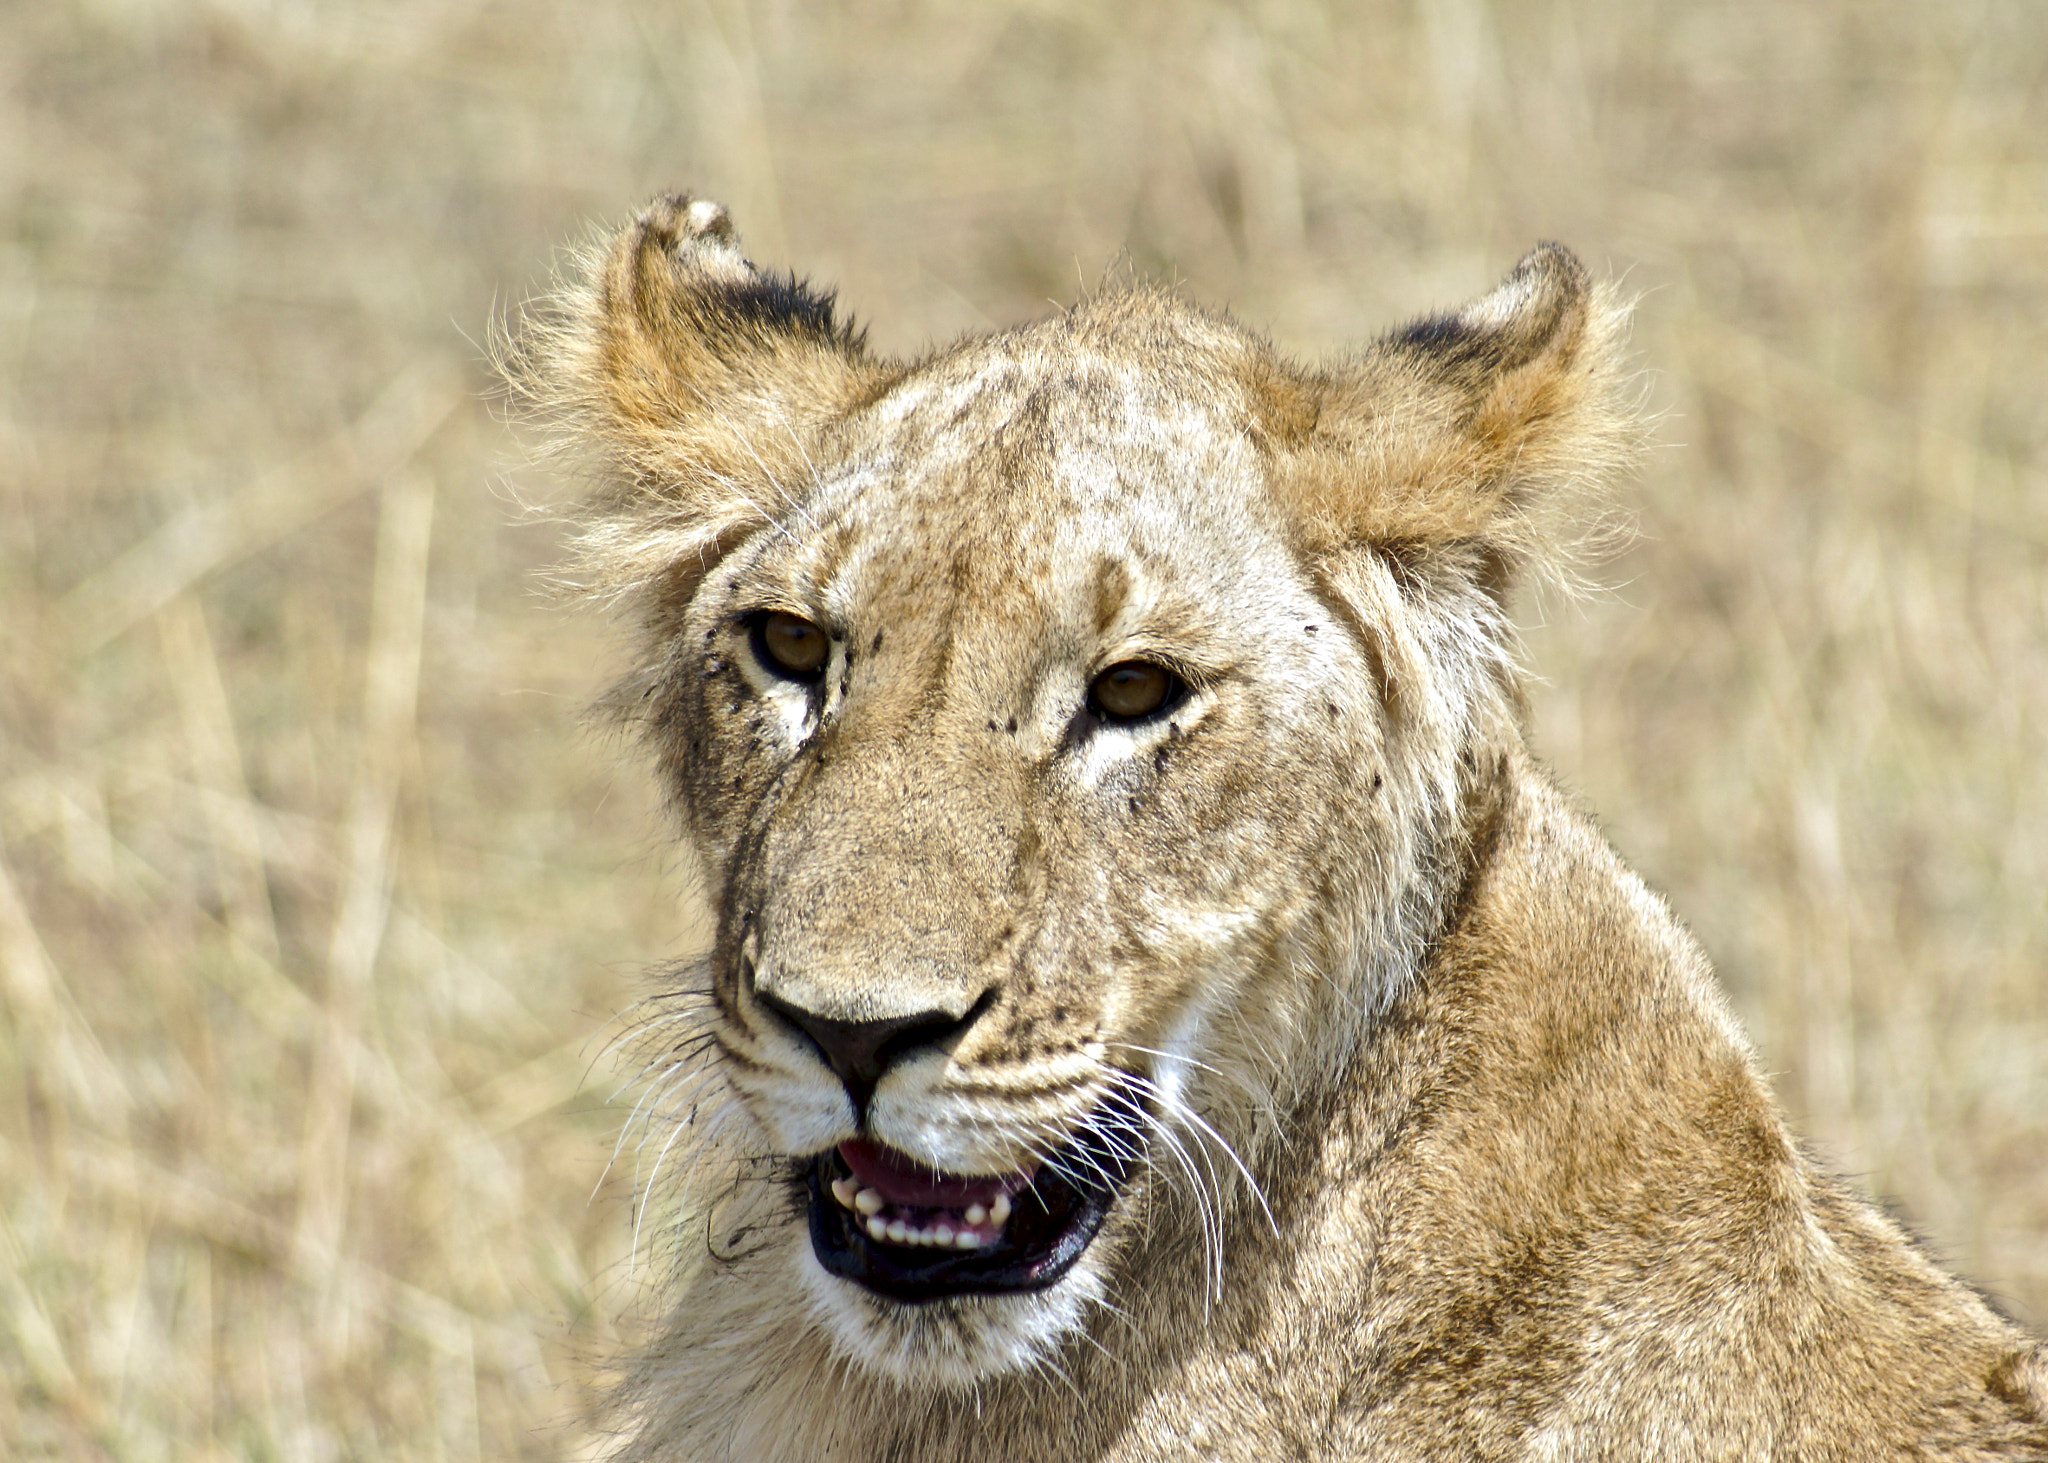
[854,1187,885,1216]
[886,1219,911,1243]
[830,1177,858,1210]
[866,1216,888,1241]
[990,1193,1012,1226]
[964,1203,987,1226]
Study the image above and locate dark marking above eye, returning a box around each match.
[1306,623,1319,634]
[870,629,884,655]
[1006,716,1018,735]
[1093,558,1132,635]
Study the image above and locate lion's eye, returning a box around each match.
[749,611,830,682]
[1087,660,1183,723]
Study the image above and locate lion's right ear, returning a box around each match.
[507,194,887,600]
[1272,244,1637,602]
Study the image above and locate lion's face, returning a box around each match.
[665,345,1395,1381]
[529,195,1624,1388]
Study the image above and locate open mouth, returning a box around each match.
[805,1077,1145,1303]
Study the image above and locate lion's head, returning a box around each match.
[513,195,1633,1389]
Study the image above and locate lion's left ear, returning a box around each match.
[1275,244,1637,597]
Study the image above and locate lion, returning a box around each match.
[511,193,2048,1461]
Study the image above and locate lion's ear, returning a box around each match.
[511,194,887,599]
[1278,243,1636,597]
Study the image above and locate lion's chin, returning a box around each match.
[797,1237,1106,1387]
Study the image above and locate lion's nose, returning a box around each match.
[755,988,990,1119]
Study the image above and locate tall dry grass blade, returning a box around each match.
[0,1207,87,1424]
[29,1133,518,1364]
[294,463,437,1295]
[0,840,129,1127]
[1680,310,2043,542]
[61,358,463,655]
[157,594,281,965]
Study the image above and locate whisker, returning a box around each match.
[1098,1039,1229,1079]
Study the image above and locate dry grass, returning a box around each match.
[2,0,2044,1456]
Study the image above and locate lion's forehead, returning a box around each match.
[787,348,1299,626]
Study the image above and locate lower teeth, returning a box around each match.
[865,1214,984,1250]
[833,1174,1009,1250]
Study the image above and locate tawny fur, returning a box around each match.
[506,193,2048,1461]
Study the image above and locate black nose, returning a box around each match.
[754,990,984,1118]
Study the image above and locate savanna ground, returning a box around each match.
[2,0,2045,1457]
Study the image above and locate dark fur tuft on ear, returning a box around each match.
[1388,242,1588,387]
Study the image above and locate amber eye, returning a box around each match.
[749,611,830,681]
[1087,660,1183,723]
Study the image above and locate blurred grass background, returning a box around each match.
[1,0,2044,1456]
